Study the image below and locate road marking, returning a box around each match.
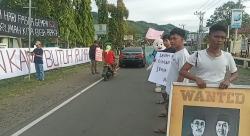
[11,78,103,136]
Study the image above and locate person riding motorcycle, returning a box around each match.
[103,45,117,73]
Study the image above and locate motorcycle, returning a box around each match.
[102,64,114,81]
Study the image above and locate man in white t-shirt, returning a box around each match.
[154,28,190,134]
[165,28,190,94]
[179,24,238,89]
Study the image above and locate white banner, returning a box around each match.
[0,47,90,80]
[148,52,174,86]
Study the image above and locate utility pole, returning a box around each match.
[179,24,185,30]
[233,0,242,54]
[24,0,35,80]
[194,11,205,50]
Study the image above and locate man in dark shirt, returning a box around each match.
[32,41,44,80]
[157,34,176,105]
[162,34,176,53]
[154,34,176,134]
[89,40,99,74]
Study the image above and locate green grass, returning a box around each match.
[0,63,91,101]
[233,67,250,85]
[238,67,250,76]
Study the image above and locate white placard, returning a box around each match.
[95,47,103,62]
[148,52,174,86]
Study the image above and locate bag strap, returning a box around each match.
[195,51,199,67]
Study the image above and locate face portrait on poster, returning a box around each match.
[167,83,250,136]
[182,106,240,136]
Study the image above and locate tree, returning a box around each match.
[0,0,28,13]
[95,0,109,24]
[106,0,128,49]
[50,0,82,47]
[0,0,95,47]
[95,0,109,45]
[116,0,129,47]
[75,0,95,46]
[206,1,250,27]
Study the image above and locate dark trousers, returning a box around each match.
[91,60,97,74]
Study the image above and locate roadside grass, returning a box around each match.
[236,67,250,85]
[0,63,92,101]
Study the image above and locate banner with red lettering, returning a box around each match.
[167,83,250,136]
[95,47,103,62]
[0,48,90,80]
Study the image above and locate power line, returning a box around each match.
[202,0,223,12]
[194,11,205,50]
[198,0,214,11]
[199,0,218,11]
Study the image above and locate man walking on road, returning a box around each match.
[32,41,44,81]
[179,24,238,88]
[89,40,100,75]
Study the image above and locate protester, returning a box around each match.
[162,34,176,53]
[154,28,190,134]
[148,38,166,93]
[103,44,116,73]
[89,40,100,74]
[32,41,44,81]
[179,24,238,89]
[156,34,176,106]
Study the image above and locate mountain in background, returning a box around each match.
[92,12,179,37]
[127,20,176,36]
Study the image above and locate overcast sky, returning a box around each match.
[91,0,250,32]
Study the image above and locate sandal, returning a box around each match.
[155,100,166,104]
[154,128,166,134]
[158,113,167,117]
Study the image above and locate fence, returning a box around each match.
[234,57,250,68]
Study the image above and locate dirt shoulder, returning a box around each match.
[0,63,103,136]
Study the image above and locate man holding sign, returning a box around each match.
[165,28,190,93]
[153,28,189,134]
[179,24,238,88]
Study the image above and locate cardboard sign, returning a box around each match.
[148,52,174,86]
[167,83,250,136]
[95,47,103,62]
[145,28,164,40]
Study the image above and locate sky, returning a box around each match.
[91,0,250,32]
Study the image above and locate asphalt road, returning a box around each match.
[9,67,165,136]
